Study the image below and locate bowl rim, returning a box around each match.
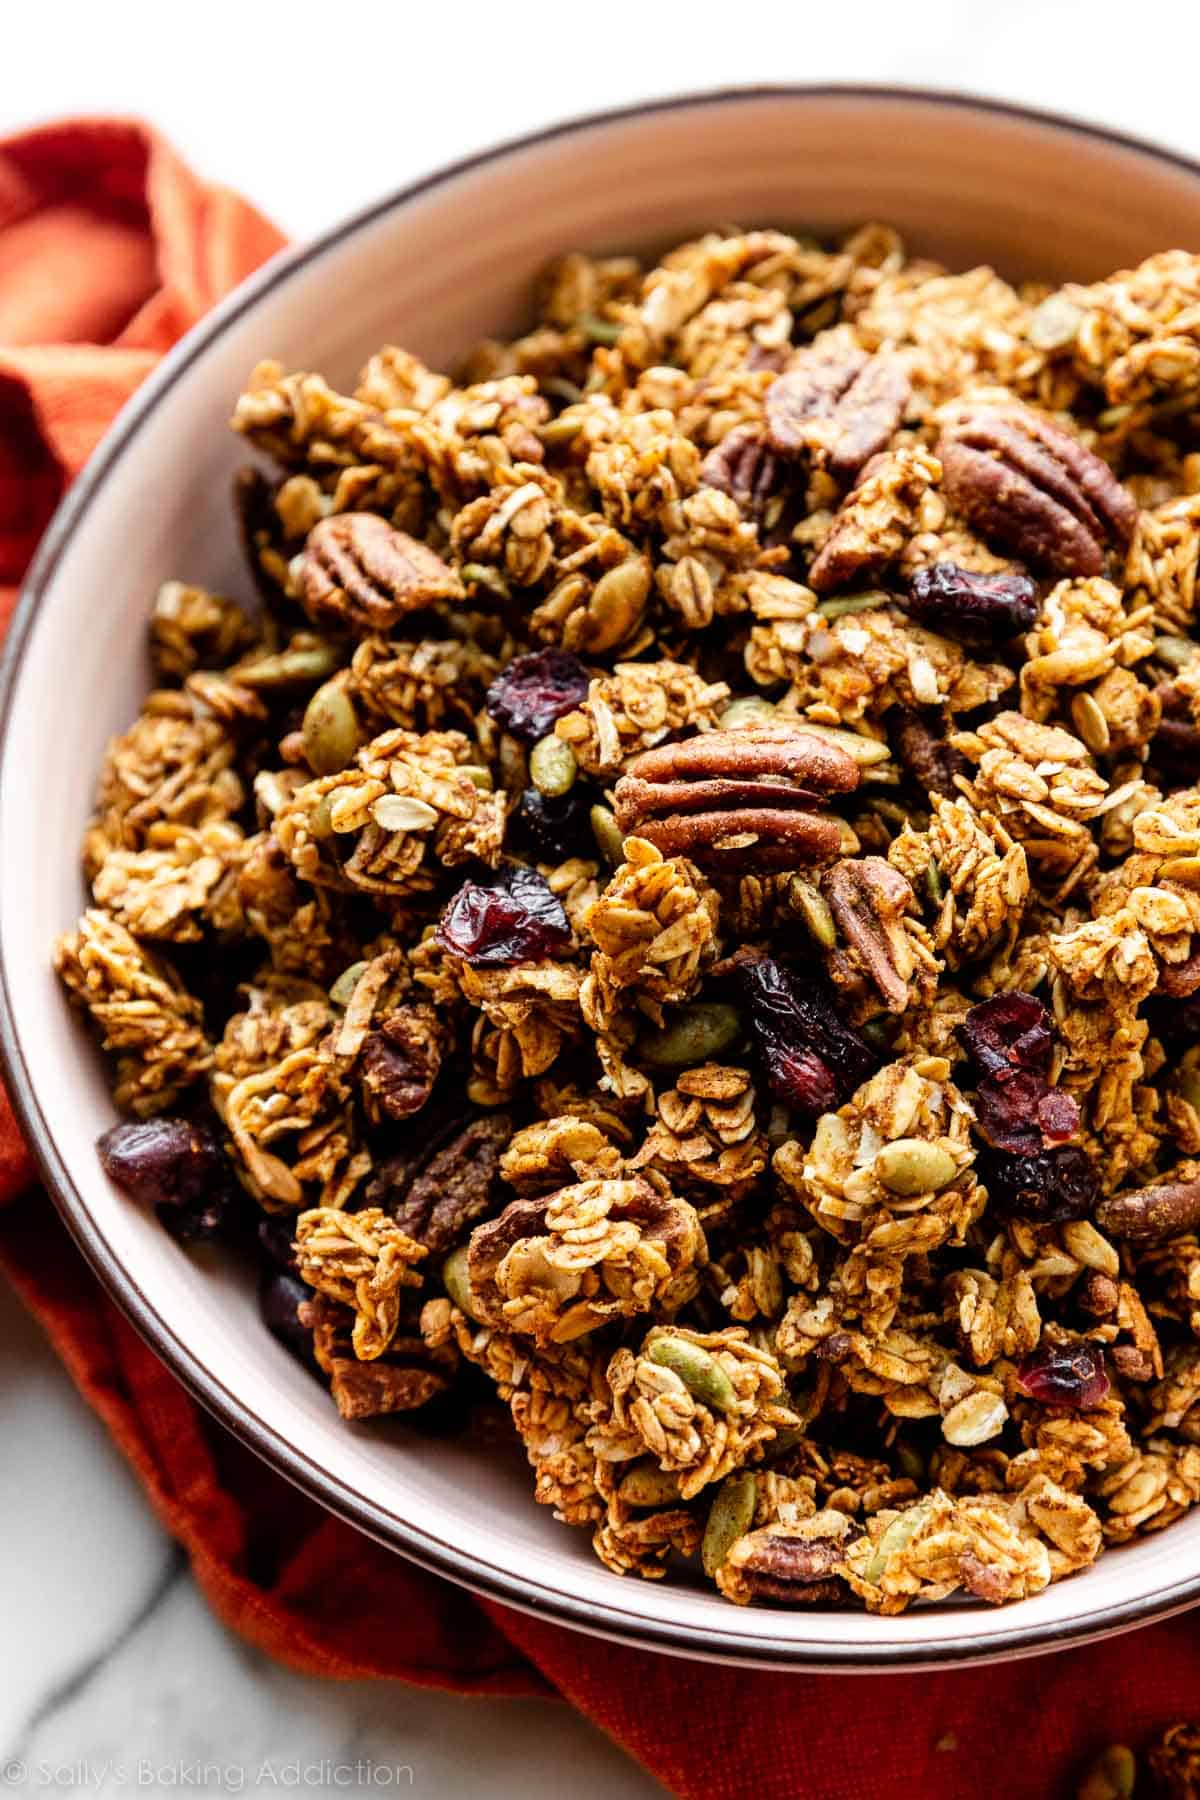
[4,81,1200,1669]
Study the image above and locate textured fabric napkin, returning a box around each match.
[0,117,1197,1800]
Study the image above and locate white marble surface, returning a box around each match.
[4,5,1200,1795]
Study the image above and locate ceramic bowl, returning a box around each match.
[4,87,1200,1670]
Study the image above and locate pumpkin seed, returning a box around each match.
[590,803,626,867]
[718,696,778,730]
[790,878,837,949]
[701,1472,757,1577]
[529,735,578,798]
[309,796,336,840]
[578,557,652,653]
[581,313,622,345]
[329,961,369,1008]
[617,1462,683,1507]
[442,1245,482,1320]
[815,589,890,620]
[1071,690,1111,755]
[463,764,494,792]
[864,1499,933,1585]
[874,1138,958,1196]
[647,1336,736,1413]
[236,643,339,689]
[461,562,511,601]
[791,722,891,766]
[923,861,943,905]
[1076,1746,1137,1800]
[302,681,360,775]
[637,1003,742,1070]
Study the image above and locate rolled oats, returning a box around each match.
[60,223,1200,1613]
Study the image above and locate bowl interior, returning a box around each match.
[5,89,1200,1668]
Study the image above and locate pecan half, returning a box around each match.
[298,1294,454,1419]
[699,424,780,515]
[390,1115,511,1252]
[717,1528,852,1606]
[766,341,911,478]
[938,402,1136,577]
[1096,1180,1200,1242]
[822,856,918,1012]
[300,513,465,633]
[613,726,860,872]
[365,1112,512,1253]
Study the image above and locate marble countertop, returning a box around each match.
[4,6,1200,1794]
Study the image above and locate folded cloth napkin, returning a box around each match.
[0,117,1197,1800]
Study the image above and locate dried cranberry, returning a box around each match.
[258,1269,318,1368]
[903,562,1038,643]
[973,1071,1080,1154]
[97,1117,236,1242]
[435,863,572,967]
[513,783,593,861]
[1016,1341,1110,1410]
[980,1143,1097,1223]
[736,956,877,1116]
[485,648,591,744]
[962,992,1054,1078]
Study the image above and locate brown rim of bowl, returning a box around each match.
[3,84,1200,1669]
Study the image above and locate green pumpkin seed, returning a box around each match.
[463,764,494,792]
[460,562,511,601]
[874,1138,958,1196]
[309,796,336,841]
[701,1472,757,1577]
[790,877,837,949]
[791,722,892,767]
[647,1336,737,1413]
[442,1245,481,1320]
[329,961,369,1008]
[895,1440,926,1484]
[578,558,651,652]
[302,682,360,775]
[1076,1745,1137,1800]
[581,313,622,346]
[529,735,578,798]
[236,643,339,689]
[590,803,626,868]
[637,1003,742,1070]
[864,1499,933,1585]
[923,861,943,905]
[617,1462,683,1507]
[718,696,778,730]
[815,589,891,620]
[858,1017,895,1052]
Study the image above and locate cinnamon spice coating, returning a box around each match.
[54,222,1200,1615]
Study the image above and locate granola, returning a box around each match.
[60,224,1200,1615]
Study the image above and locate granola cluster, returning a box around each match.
[57,224,1200,1615]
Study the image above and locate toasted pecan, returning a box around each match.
[613,726,859,871]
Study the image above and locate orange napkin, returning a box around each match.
[0,117,1197,1800]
